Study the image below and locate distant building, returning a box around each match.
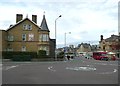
[99,34,120,53]
[0,14,55,57]
[91,45,99,51]
[77,43,91,53]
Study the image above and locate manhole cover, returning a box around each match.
[66,67,96,71]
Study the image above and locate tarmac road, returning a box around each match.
[2,56,119,84]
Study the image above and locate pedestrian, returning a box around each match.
[112,55,116,61]
[64,55,68,61]
[67,55,70,60]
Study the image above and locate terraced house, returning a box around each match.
[0,14,55,57]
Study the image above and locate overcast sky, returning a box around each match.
[0,0,119,48]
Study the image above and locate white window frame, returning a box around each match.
[22,34,26,41]
[46,34,49,41]
[39,34,49,42]
[23,25,27,30]
[28,33,34,41]
[43,34,46,41]
[39,34,42,42]
[23,24,32,30]
[39,46,49,55]
[27,25,32,30]
[7,48,13,51]
[8,35,14,41]
[21,46,26,51]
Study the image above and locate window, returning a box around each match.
[46,35,49,41]
[39,46,49,55]
[22,46,26,51]
[23,24,32,30]
[39,34,49,42]
[43,34,46,41]
[22,34,26,41]
[8,35,14,41]
[28,25,32,30]
[39,34,42,42]
[7,48,13,51]
[23,25,27,30]
[28,33,34,41]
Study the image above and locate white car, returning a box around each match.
[84,54,92,59]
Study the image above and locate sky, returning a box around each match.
[0,0,119,48]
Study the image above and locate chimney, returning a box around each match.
[32,15,37,24]
[16,14,23,23]
[100,35,103,41]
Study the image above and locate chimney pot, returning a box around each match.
[100,35,103,41]
[32,15,37,24]
[16,14,23,23]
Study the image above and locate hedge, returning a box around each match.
[37,50,47,58]
[2,51,54,61]
[12,55,32,61]
[2,51,37,59]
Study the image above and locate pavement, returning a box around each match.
[1,56,119,84]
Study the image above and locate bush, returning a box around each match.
[2,51,13,59]
[37,50,47,58]
[57,51,64,58]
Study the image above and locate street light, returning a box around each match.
[64,32,71,57]
[55,15,62,61]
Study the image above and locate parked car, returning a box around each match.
[107,52,117,61]
[84,54,92,59]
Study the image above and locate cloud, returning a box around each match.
[0,0,119,47]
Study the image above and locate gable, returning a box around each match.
[6,18,41,31]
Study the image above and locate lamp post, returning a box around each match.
[55,15,62,61]
[64,32,71,57]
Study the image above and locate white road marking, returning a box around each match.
[113,69,117,73]
[66,67,96,71]
[98,69,117,74]
[5,65,19,70]
[94,63,118,66]
[48,66,56,72]
[94,63,107,65]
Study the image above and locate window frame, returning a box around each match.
[21,46,26,51]
[39,34,49,42]
[22,34,26,41]
[23,24,32,30]
[28,33,34,41]
[8,35,14,41]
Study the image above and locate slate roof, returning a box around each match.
[78,43,91,48]
[40,14,50,32]
[105,35,120,42]
[6,17,41,31]
[6,14,50,32]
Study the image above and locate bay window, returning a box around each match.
[39,34,49,42]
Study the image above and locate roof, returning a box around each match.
[78,43,91,48]
[40,15,50,32]
[105,35,120,42]
[6,17,41,31]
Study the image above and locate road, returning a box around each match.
[1,56,119,84]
